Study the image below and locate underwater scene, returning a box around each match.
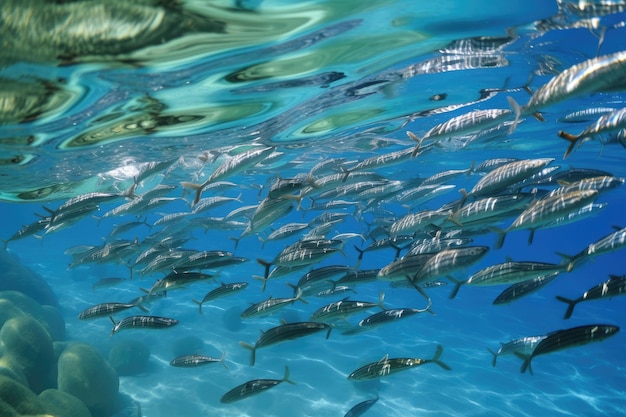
[1,1,626,416]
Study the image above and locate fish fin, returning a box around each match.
[229,236,241,250]
[532,112,545,122]
[325,325,333,339]
[239,341,257,366]
[487,348,498,367]
[432,345,452,371]
[286,282,298,296]
[558,130,581,159]
[407,131,423,157]
[219,351,229,370]
[555,295,577,319]
[136,302,149,313]
[515,352,533,375]
[447,276,465,300]
[252,275,269,292]
[282,365,296,385]
[354,245,365,264]
[192,299,203,314]
[295,288,309,305]
[527,228,535,245]
[256,258,272,281]
[555,251,576,271]
[488,226,507,250]
[506,96,521,134]
[377,291,385,310]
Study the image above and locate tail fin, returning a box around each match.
[507,96,521,134]
[558,130,581,159]
[252,275,270,292]
[487,348,498,367]
[489,226,507,250]
[180,182,204,205]
[192,299,204,314]
[555,295,578,319]
[239,341,257,366]
[256,258,272,281]
[294,288,309,305]
[431,345,452,370]
[376,291,386,310]
[282,365,296,385]
[354,245,365,268]
[407,131,423,157]
[447,276,465,300]
[515,352,533,375]
[218,351,229,370]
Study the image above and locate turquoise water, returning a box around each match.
[1,1,626,416]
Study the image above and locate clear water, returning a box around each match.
[1,1,625,416]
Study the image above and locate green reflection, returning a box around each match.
[301,108,385,135]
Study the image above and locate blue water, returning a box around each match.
[1,1,626,416]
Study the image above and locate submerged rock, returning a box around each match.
[0,251,60,309]
[39,388,93,417]
[0,315,56,394]
[58,342,120,417]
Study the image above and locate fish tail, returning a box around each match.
[340,166,351,183]
[391,243,402,261]
[252,274,269,292]
[229,236,241,250]
[407,131,423,157]
[506,96,521,134]
[136,301,149,313]
[282,365,296,385]
[354,245,365,266]
[555,295,577,319]
[431,345,452,371]
[488,226,507,250]
[377,291,385,310]
[109,316,118,336]
[447,276,465,300]
[219,351,229,370]
[239,341,257,366]
[192,299,204,314]
[295,287,309,305]
[555,251,577,272]
[257,258,271,278]
[286,282,298,296]
[558,130,581,159]
[487,348,498,367]
[325,325,333,340]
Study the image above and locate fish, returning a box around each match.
[451,261,569,299]
[170,352,227,368]
[192,282,248,314]
[291,265,355,296]
[109,315,179,335]
[78,301,147,320]
[492,189,599,249]
[492,272,560,305]
[462,158,554,199]
[220,366,295,404]
[147,271,215,296]
[343,298,433,336]
[182,146,275,204]
[239,321,332,366]
[341,148,414,181]
[344,396,379,417]
[508,50,626,128]
[347,345,451,380]
[387,209,451,236]
[558,107,626,157]
[240,288,308,319]
[310,291,385,323]
[408,108,513,156]
[516,324,620,375]
[412,246,490,284]
[487,336,546,367]
[555,274,626,319]
[376,253,436,283]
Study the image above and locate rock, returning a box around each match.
[39,389,93,417]
[0,315,56,393]
[58,342,119,417]
[0,374,46,415]
[0,252,59,308]
[0,291,65,341]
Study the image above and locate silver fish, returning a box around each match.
[347,345,451,380]
[556,274,626,319]
[220,366,295,403]
[487,335,546,367]
[110,315,179,335]
[239,321,332,366]
[170,352,226,368]
[192,282,248,314]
